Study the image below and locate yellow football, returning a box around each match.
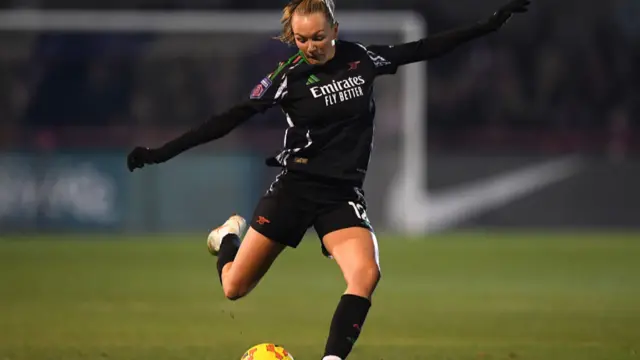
[240,343,294,360]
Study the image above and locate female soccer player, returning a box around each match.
[127,0,530,358]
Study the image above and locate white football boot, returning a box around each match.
[207,214,247,256]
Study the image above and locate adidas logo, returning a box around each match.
[306,74,320,85]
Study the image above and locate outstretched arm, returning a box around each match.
[127,70,289,172]
[380,21,496,65]
[154,103,260,161]
[126,102,262,172]
[367,0,530,74]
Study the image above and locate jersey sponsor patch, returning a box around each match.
[250,77,273,99]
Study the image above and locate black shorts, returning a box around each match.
[250,170,373,255]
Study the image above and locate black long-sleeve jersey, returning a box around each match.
[156,21,496,186]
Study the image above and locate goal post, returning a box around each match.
[0,9,428,234]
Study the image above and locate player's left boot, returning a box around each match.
[207,214,247,256]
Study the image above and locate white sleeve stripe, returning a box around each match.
[274,75,288,101]
[354,42,391,68]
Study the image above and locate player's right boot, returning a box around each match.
[207,214,247,256]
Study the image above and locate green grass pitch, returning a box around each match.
[1,232,640,360]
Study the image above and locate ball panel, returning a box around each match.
[241,343,294,360]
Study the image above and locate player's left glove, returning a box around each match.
[486,0,531,31]
[127,146,167,172]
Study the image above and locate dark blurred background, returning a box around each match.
[0,0,638,234]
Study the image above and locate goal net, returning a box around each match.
[0,10,429,234]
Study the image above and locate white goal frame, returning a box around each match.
[0,9,429,234]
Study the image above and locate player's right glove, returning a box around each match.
[127,146,167,172]
[486,0,531,31]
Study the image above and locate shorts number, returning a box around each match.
[348,201,369,222]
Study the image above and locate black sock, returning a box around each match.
[216,233,240,282]
[323,294,372,359]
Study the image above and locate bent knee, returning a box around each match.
[361,263,382,285]
[222,278,250,301]
[345,262,381,294]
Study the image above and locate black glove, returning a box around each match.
[127,146,166,172]
[487,0,531,30]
